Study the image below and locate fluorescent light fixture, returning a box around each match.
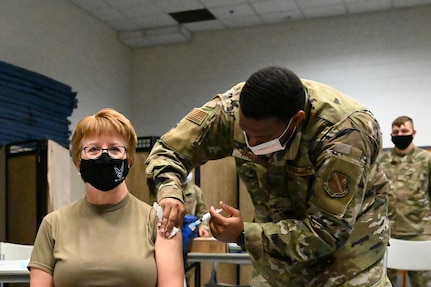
[119,25,192,48]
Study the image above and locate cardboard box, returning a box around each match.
[190,237,227,253]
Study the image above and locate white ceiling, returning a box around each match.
[68,0,431,48]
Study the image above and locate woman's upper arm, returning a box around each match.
[30,267,53,287]
[155,230,185,287]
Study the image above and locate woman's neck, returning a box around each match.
[85,183,129,205]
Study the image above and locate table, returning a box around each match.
[187,252,251,265]
[187,252,252,287]
[0,260,30,283]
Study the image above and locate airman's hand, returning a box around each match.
[209,201,243,243]
[159,198,186,238]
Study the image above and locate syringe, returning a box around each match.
[188,209,222,231]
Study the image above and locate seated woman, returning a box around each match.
[28,108,184,287]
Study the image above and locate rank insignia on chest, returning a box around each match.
[324,172,350,198]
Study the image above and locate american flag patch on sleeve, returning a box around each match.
[185,108,208,125]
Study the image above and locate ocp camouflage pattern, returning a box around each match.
[146,79,390,286]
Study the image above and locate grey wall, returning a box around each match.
[0,0,133,201]
[132,5,431,148]
[1,1,430,200]
[0,0,133,131]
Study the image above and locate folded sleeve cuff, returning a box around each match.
[244,222,264,260]
[157,185,184,203]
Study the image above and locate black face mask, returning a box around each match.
[80,153,129,191]
[391,135,413,150]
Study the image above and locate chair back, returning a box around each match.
[0,242,33,260]
[386,238,431,270]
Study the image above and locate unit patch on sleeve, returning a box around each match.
[324,171,350,198]
[185,108,208,126]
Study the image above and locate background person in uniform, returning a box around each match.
[182,172,210,287]
[183,172,211,238]
[146,66,391,287]
[378,115,431,287]
[28,108,184,287]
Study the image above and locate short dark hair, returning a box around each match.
[239,66,305,122]
[392,115,414,128]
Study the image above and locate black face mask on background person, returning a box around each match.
[391,134,413,150]
[80,153,129,191]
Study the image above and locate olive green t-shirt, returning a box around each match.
[28,193,158,287]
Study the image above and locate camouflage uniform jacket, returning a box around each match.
[184,182,210,232]
[146,79,390,286]
[379,146,431,239]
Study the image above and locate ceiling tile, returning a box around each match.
[184,20,226,32]
[67,0,431,47]
[69,0,107,11]
[103,0,144,7]
[251,0,299,13]
[114,1,162,18]
[297,0,344,9]
[259,10,304,23]
[155,0,204,13]
[218,15,265,28]
[133,14,177,29]
[209,4,256,19]
[169,9,216,23]
[345,0,392,14]
[392,0,431,8]
[302,4,348,18]
[199,0,248,8]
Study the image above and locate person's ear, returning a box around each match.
[291,110,305,126]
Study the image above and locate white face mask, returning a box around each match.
[243,118,295,155]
